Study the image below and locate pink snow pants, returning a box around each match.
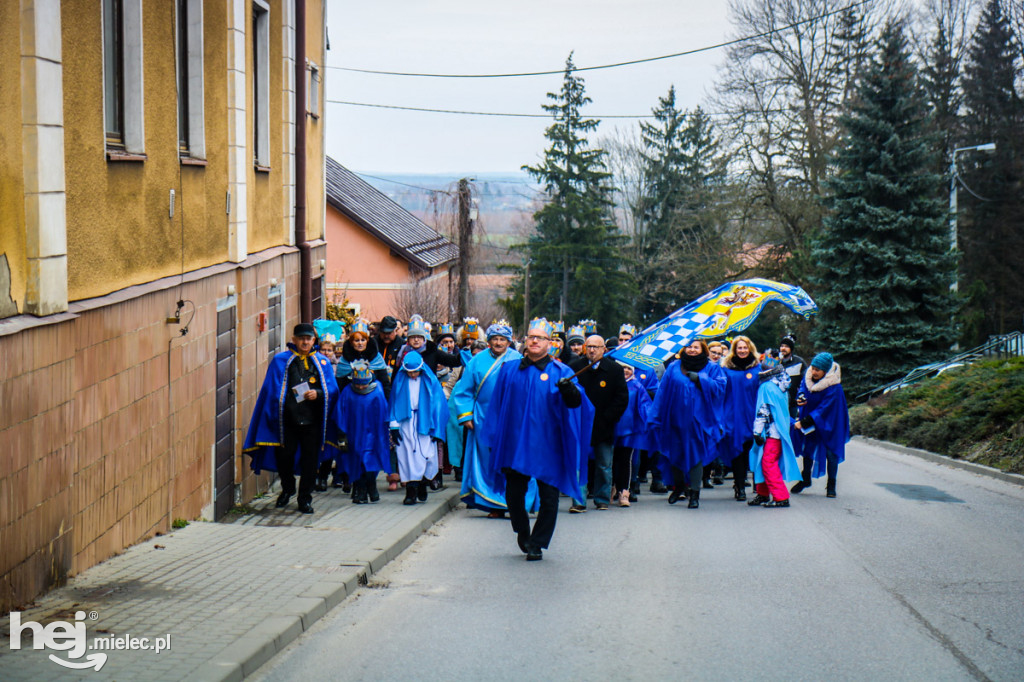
[754,437,789,501]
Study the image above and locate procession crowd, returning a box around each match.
[243,313,850,561]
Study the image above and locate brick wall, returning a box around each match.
[0,245,319,610]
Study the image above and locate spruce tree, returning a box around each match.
[519,54,631,331]
[812,20,957,395]
[958,0,1024,341]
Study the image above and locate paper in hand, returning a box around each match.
[293,381,311,402]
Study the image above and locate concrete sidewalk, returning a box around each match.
[0,478,461,681]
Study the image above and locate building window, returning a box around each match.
[267,283,283,360]
[103,0,144,155]
[176,0,205,159]
[252,0,270,168]
[312,277,323,320]
[307,61,320,119]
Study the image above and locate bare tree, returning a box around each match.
[392,276,451,325]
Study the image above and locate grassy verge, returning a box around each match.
[850,356,1024,474]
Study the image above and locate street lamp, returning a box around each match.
[949,142,995,293]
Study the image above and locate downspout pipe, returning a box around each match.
[295,0,312,322]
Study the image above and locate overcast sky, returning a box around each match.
[324,1,733,175]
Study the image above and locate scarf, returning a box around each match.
[679,352,709,373]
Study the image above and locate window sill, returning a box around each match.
[254,165,271,174]
[106,150,147,162]
[180,157,208,167]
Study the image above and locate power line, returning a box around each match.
[326,0,872,79]
[328,99,656,119]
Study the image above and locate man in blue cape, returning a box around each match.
[243,323,341,514]
[792,352,850,498]
[451,322,532,516]
[333,360,391,504]
[482,318,594,561]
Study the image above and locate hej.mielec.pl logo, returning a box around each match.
[8,610,172,671]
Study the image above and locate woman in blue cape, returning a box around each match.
[647,339,726,509]
[792,352,850,498]
[719,336,761,502]
[333,360,391,504]
[747,353,801,507]
[451,323,538,516]
[390,350,448,505]
[612,362,653,506]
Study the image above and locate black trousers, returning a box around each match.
[504,468,560,550]
[278,421,321,505]
[612,446,634,493]
[731,439,752,489]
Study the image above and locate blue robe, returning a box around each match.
[635,368,660,398]
[243,348,342,473]
[390,369,449,441]
[615,377,652,451]
[333,383,391,479]
[647,359,726,481]
[481,359,594,501]
[749,380,801,483]
[798,371,851,478]
[721,364,761,460]
[451,347,530,512]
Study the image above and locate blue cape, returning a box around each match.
[647,359,726,476]
[334,383,391,478]
[390,368,448,441]
[749,380,801,483]
[615,377,652,450]
[481,359,594,500]
[721,364,761,457]
[799,373,850,478]
[336,352,387,380]
[243,348,341,473]
[635,368,660,397]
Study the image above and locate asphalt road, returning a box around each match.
[252,440,1024,681]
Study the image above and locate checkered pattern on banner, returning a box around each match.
[638,313,712,357]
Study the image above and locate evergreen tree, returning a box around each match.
[958,0,1024,341]
[513,54,630,332]
[812,20,957,395]
[921,12,965,165]
[634,89,732,323]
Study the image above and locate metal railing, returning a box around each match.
[857,330,1023,402]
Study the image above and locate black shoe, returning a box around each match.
[352,482,368,504]
[712,476,724,485]
[367,483,380,503]
[430,473,443,491]
[314,476,328,493]
[668,487,686,505]
[517,530,530,554]
[826,489,837,498]
[276,493,291,508]
[297,502,314,514]
[688,490,700,509]
[702,480,713,489]
[403,482,417,505]
[748,494,769,506]
[526,547,543,561]
[650,481,668,494]
[790,481,809,494]
[734,487,747,502]
[332,477,346,489]
[764,499,790,507]
[417,479,429,501]
[454,467,463,482]
[594,502,609,510]
[569,503,587,514]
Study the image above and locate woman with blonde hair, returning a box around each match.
[719,335,761,501]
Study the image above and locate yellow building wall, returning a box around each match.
[0,1,27,313]
[306,1,326,243]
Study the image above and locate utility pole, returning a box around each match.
[949,142,995,294]
[456,178,473,321]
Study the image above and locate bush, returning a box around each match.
[852,356,1024,473]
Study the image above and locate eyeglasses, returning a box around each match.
[526,335,550,342]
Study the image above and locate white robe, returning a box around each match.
[392,377,439,482]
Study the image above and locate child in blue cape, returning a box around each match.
[390,351,448,505]
[748,351,802,507]
[334,360,391,504]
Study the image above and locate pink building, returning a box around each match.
[325,159,458,323]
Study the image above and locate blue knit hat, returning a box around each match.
[811,352,834,371]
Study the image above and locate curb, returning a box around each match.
[190,486,462,682]
[855,436,1024,488]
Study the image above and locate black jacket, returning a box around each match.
[570,356,629,445]
[375,334,406,378]
[780,353,806,417]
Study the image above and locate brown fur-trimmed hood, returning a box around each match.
[805,361,841,392]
